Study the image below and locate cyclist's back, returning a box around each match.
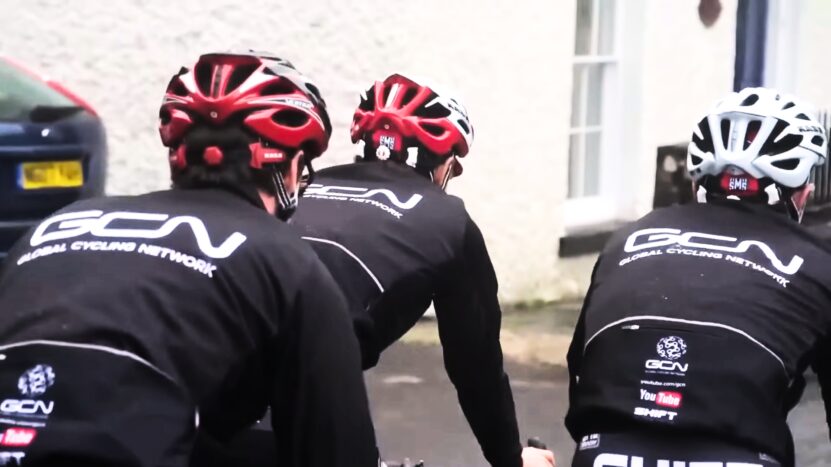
[0,51,378,467]
[296,160,472,365]
[566,200,831,465]
[566,88,831,467]
[292,74,555,467]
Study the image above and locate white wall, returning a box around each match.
[790,0,831,111]
[0,0,744,303]
[0,0,574,303]
[632,0,738,217]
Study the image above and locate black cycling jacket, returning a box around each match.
[292,161,522,467]
[566,200,831,466]
[0,187,378,467]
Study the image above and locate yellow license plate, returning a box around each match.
[18,161,84,189]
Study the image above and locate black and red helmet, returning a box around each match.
[159,51,331,172]
[351,74,473,175]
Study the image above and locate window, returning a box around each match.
[0,59,75,121]
[567,0,620,227]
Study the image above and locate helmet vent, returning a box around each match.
[359,87,375,111]
[170,81,188,97]
[783,102,795,110]
[272,109,309,128]
[771,158,800,170]
[760,132,802,157]
[720,119,731,148]
[740,94,759,106]
[690,154,703,165]
[226,64,258,94]
[744,120,762,150]
[260,80,295,96]
[456,118,470,134]
[414,101,451,119]
[692,117,714,154]
[420,122,446,136]
[194,62,213,96]
[401,87,419,107]
[796,113,810,120]
[812,135,825,146]
[305,83,323,102]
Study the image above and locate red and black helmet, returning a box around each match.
[159,51,331,172]
[351,74,474,176]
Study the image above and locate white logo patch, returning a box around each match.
[591,454,762,467]
[17,365,55,397]
[0,451,24,466]
[30,211,247,259]
[579,433,600,451]
[633,406,678,421]
[619,228,801,287]
[304,184,423,219]
[0,400,53,416]
[657,336,687,361]
[623,228,803,275]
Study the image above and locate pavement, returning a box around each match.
[367,304,831,466]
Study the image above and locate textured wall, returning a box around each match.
[1,0,573,302]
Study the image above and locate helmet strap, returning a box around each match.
[438,159,454,190]
[763,183,781,205]
[699,176,803,222]
[786,197,803,223]
[696,184,708,203]
[270,168,298,222]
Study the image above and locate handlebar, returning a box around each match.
[527,437,548,450]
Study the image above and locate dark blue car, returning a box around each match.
[0,57,107,260]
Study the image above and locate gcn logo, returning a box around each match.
[30,211,247,259]
[623,228,804,275]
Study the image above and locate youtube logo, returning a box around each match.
[640,389,683,409]
[656,391,682,409]
[0,427,36,447]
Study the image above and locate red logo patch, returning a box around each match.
[656,391,682,409]
[373,131,403,152]
[719,173,759,196]
[0,428,36,447]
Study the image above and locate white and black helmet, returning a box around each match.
[688,87,827,193]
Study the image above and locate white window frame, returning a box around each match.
[565,0,624,231]
[764,0,803,92]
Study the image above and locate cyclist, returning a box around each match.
[292,74,555,467]
[0,51,378,467]
[566,87,831,467]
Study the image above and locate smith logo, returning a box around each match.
[379,135,396,149]
[728,178,747,191]
[624,228,803,275]
[30,211,247,259]
[304,184,423,210]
